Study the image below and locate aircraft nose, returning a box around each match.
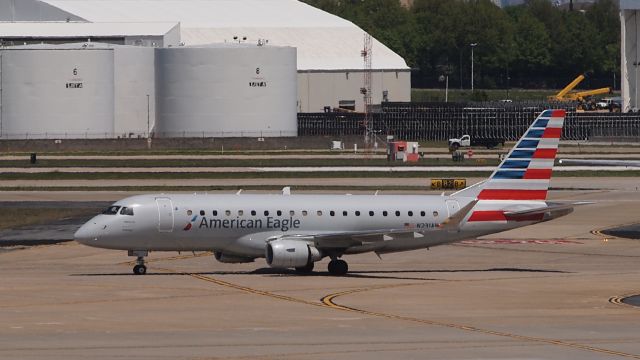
[74,221,100,246]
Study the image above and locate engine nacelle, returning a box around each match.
[265,239,321,268]
[214,251,255,264]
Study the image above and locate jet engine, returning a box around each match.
[214,251,255,264]
[265,240,321,268]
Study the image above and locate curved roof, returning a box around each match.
[36,0,409,70]
[0,22,178,37]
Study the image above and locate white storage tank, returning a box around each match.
[0,44,114,139]
[155,44,297,137]
[113,46,155,138]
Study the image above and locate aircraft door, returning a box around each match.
[445,199,460,217]
[156,197,174,232]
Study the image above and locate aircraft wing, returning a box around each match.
[559,159,640,167]
[272,228,424,250]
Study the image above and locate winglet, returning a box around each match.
[439,199,478,231]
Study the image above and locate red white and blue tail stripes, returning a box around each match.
[477,109,565,202]
[463,109,565,224]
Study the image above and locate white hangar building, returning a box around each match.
[621,0,640,112]
[0,0,411,138]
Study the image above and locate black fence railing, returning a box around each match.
[298,102,640,141]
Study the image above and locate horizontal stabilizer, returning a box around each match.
[503,201,591,221]
[504,201,591,216]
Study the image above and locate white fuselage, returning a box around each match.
[75,193,542,259]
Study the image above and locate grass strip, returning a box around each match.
[1,170,640,181]
[0,171,491,180]
[0,158,501,168]
[0,207,99,230]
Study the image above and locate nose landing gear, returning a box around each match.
[129,250,148,275]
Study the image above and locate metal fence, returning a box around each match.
[298,102,640,141]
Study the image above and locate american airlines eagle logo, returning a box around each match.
[184,215,198,231]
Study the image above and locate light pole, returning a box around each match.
[470,43,477,91]
[439,74,449,102]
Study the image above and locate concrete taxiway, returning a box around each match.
[1,182,640,359]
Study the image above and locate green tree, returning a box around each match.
[302,0,621,90]
[509,8,551,78]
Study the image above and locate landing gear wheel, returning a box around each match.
[327,259,348,276]
[295,262,315,273]
[133,264,147,275]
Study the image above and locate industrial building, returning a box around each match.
[0,0,411,139]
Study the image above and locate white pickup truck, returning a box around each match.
[448,135,504,150]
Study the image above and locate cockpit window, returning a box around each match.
[102,206,121,215]
[120,207,134,216]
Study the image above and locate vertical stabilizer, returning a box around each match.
[453,109,566,225]
[478,109,565,201]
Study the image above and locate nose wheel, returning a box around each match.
[328,259,348,276]
[129,250,148,275]
[133,262,147,275]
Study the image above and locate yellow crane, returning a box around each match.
[549,73,611,102]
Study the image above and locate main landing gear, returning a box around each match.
[129,250,148,275]
[328,259,348,276]
[294,258,349,275]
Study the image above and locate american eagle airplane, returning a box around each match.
[75,109,575,275]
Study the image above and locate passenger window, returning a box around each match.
[420,211,426,217]
[212,210,218,216]
[408,211,413,217]
[251,210,256,216]
[102,206,120,215]
[225,210,231,216]
[277,210,282,216]
[395,211,400,217]
[355,211,360,216]
[302,210,308,216]
[199,210,205,216]
[369,211,374,216]
[290,210,295,216]
[383,211,388,216]
[238,210,243,216]
[343,211,348,216]
[330,211,335,216]
[187,210,193,216]
[120,207,134,216]
[433,211,439,217]
[264,210,269,216]
[317,210,323,216]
